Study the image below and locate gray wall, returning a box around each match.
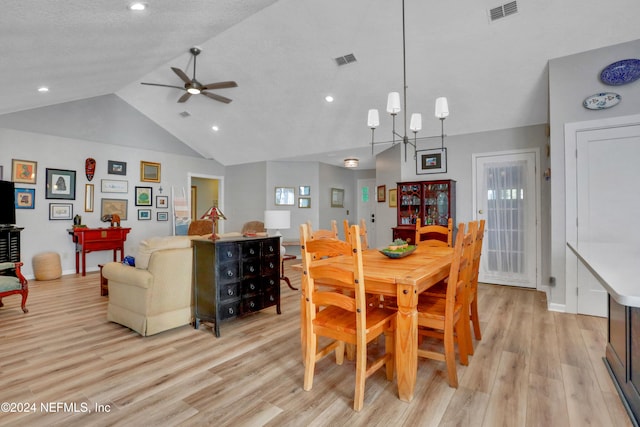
[1,127,225,278]
[549,38,640,309]
[373,125,550,293]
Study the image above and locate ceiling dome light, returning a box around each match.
[37,87,49,92]
[325,95,334,103]
[344,158,359,168]
[211,125,219,131]
[128,2,147,11]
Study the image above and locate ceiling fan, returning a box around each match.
[141,47,237,104]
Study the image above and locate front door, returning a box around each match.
[357,178,377,248]
[473,150,539,288]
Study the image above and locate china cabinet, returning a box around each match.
[392,179,456,243]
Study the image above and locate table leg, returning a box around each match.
[280,255,298,290]
[81,250,87,276]
[395,283,418,402]
[75,250,80,275]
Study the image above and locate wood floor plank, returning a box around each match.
[0,262,633,426]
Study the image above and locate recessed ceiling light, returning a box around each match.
[211,125,219,132]
[325,95,334,103]
[38,87,49,92]
[128,2,147,11]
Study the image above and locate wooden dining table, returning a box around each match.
[300,244,453,402]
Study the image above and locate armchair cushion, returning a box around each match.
[135,236,193,270]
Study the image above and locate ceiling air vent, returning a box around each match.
[179,111,191,118]
[489,1,518,21]
[334,53,357,66]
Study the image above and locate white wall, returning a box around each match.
[1,127,225,278]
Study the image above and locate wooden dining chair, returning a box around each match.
[300,223,396,411]
[342,218,369,250]
[415,222,474,388]
[469,219,486,341]
[414,217,453,247]
[420,220,478,356]
[306,219,338,240]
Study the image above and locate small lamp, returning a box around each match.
[201,206,226,239]
[264,210,291,255]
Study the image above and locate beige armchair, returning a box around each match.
[102,236,194,336]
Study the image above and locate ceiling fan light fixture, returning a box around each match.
[187,87,201,95]
[344,158,359,168]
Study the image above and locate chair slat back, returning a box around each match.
[445,223,474,308]
[300,223,366,322]
[414,217,453,247]
[470,219,485,293]
[342,219,369,250]
[307,220,338,240]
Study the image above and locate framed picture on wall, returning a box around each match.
[49,203,73,220]
[298,197,311,208]
[107,160,127,176]
[101,198,128,220]
[330,188,344,208]
[389,188,397,208]
[138,209,151,220]
[15,188,35,209]
[416,148,447,174]
[45,168,76,200]
[140,161,161,182]
[156,195,169,208]
[157,212,169,221]
[11,159,37,184]
[135,186,153,206]
[377,185,386,202]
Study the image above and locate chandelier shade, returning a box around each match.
[409,113,422,132]
[386,92,401,114]
[435,97,449,119]
[367,109,380,128]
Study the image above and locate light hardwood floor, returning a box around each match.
[0,260,633,427]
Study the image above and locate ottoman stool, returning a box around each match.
[32,252,62,281]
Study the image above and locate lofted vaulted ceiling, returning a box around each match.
[1,0,640,169]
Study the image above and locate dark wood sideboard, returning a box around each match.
[68,227,131,276]
[192,236,281,337]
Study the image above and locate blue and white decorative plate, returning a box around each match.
[600,59,640,85]
[583,92,622,110]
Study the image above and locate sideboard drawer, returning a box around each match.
[242,295,263,313]
[219,300,241,320]
[219,282,240,301]
[218,262,239,283]
[243,259,261,278]
[217,243,239,263]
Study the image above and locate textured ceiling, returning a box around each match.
[1,0,640,169]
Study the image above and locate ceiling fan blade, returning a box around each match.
[171,67,192,84]
[141,82,186,91]
[178,92,192,103]
[202,91,232,104]
[201,81,238,90]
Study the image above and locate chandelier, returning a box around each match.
[367,0,450,161]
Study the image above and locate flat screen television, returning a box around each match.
[0,180,16,226]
